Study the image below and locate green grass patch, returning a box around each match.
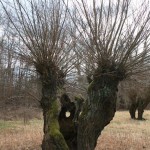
[0,119,43,131]
[0,120,16,130]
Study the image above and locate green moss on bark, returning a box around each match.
[77,75,119,150]
[50,100,69,150]
[42,99,69,150]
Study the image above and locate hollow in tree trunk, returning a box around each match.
[58,94,77,150]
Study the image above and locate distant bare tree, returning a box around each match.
[119,75,150,120]
[0,23,40,122]
[129,87,150,120]
[0,28,17,110]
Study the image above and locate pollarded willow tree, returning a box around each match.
[2,0,150,150]
[119,75,150,120]
[68,0,150,149]
[128,84,150,120]
[0,0,77,149]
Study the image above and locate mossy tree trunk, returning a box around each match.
[37,63,68,150]
[41,84,69,150]
[77,75,120,150]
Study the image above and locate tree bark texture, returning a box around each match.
[137,99,150,120]
[129,103,138,119]
[36,62,68,149]
[41,86,69,150]
[77,76,119,150]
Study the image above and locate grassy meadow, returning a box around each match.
[0,111,150,150]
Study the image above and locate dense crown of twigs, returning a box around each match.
[70,0,150,79]
[0,0,76,84]
[1,0,150,84]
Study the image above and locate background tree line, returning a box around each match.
[0,0,150,150]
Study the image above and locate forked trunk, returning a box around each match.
[77,76,119,150]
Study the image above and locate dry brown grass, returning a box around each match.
[0,111,150,150]
[0,120,43,150]
[95,111,150,150]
